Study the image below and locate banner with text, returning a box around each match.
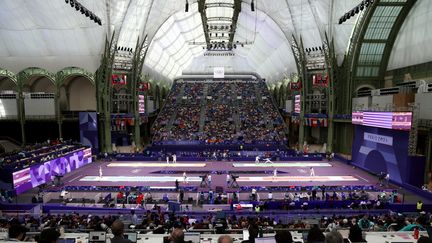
[213,67,225,78]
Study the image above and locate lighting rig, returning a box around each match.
[338,0,374,25]
[65,0,102,26]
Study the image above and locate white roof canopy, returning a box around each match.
[2,0,418,83]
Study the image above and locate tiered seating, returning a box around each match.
[203,82,235,142]
[151,82,184,141]
[171,83,204,140]
[152,80,287,145]
[0,211,429,235]
[0,141,84,170]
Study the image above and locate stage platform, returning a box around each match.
[58,159,379,188]
[232,162,332,167]
[107,162,207,167]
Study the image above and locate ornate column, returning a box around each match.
[323,33,337,153]
[95,34,117,153]
[130,35,148,151]
[291,35,307,150]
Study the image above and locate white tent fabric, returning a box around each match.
[387,0,432,71]
[0,0,106,73]
[1,0,424,83]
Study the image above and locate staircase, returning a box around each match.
[231,83,241,133]
[199,84,209,133]
[254,84,274,130]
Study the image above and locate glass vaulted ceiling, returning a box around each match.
[0,0,366,83]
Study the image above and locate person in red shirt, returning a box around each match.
[137,193,144,206]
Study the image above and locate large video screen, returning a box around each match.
[351,111,412,131]
[294,95,301,113]
[139,95,145,114]
[12,148,92,194]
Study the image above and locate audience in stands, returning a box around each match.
[152,80,287,144]
[1,211,431,243]
[0,140,85,170]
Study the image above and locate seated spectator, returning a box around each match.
[349,224,367,242]
[111,219,133,243]
[325,229,343,243]
[417,236,432,243]
[8,224,28,241]
[169,228,185,243]
[241,225,259,243]
[399,216,427,231]
[358,215,373,230]
[218,235,233,243]
[275,230,293,243]
[307,224,325,242]
[36,228,60,243]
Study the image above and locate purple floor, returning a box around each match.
[61,159,383,189]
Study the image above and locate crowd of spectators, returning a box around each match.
[170,83,203,141]
[1,211,432,242]
[152,80,287,145]
[202,83,235,143]
[152,82,184,141]
[0,140,84,170]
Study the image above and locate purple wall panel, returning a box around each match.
[351,125,425,187]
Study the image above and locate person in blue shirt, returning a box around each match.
[399,215,427,231]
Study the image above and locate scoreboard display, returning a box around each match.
[352,111,412,131]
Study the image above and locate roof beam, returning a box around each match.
[198,0,211,45]
[229,0,242,44]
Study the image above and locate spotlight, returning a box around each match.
[251,0,255,11]
[185,0,189,12]
[350,10,355,17]
[75,3,80,10]
[345,13,351,20]
[65,0,69,3]
[355,6,359,13]
[70,0,74,7]
[90,13,94,20]
[338,18,343,24]
[85,10,90,17]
